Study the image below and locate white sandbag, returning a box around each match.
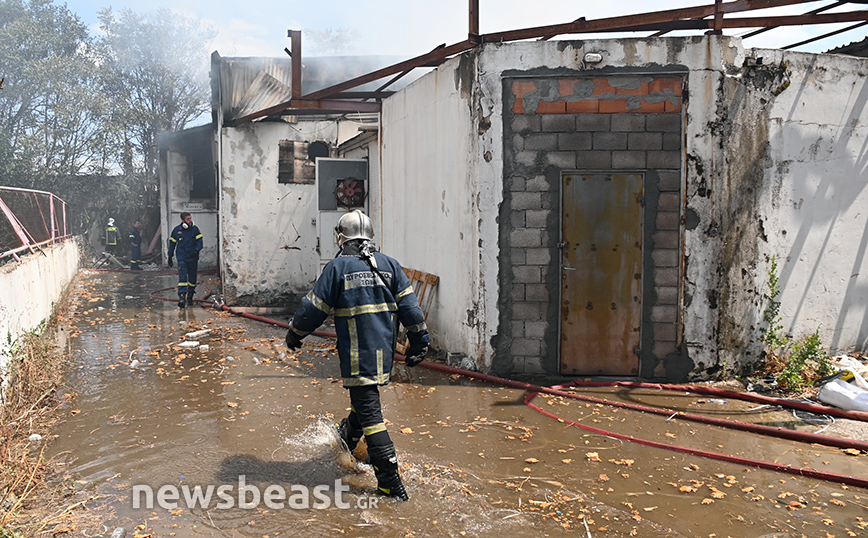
[817,378,868,413]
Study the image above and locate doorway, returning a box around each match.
[560,172,644,375]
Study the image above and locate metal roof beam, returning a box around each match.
[782,19,868,48]
[480,0,829,42]
[617,10,868,32]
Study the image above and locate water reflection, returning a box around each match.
[45,271,868,538]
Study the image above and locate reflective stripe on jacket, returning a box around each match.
[167,224,203,261]
[290,251,428,387]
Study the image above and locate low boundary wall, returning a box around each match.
[0,238,80,372]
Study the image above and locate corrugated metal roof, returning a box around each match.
[215,55,420,122]
[218,57,294,120]
[825,35,868,57]
[231,72,293,120]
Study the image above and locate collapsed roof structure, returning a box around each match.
[228,0,868,123]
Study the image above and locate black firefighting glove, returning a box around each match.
[167,257,173,267]
[405,343,428,367]
[285,328,303,351]
[192,250,200,259]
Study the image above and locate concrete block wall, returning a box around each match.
[499,75,686,378]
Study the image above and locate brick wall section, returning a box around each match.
[503,75,683,377]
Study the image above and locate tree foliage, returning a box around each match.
[96,8,215,186]
[0,0,215,241]
[303,27,360,56]
[0,0,96,186]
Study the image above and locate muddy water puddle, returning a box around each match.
[45,271,868,537]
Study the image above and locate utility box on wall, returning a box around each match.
[316,158,370,270]
[316,158,368,211]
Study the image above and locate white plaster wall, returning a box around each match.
[0,239,80,369]
[754,49,868,352]
[380,56,493,367]
[219,121,339,304]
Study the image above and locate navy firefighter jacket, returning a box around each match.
[289,250,429,387]
[167,223,203,262]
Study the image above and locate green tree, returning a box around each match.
[1,2,216,237]
[95,7,216,208]
[0,0,97,187]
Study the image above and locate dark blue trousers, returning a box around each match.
[177,258,198,296]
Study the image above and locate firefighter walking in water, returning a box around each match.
[167,212,203,308]
[285,210,429,501]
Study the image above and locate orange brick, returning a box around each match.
[566,99,599,113]
[650,77,682,96]
[535,100,567,114]
[560,79,578,97]
[598,99,630,113]
[513,99,525,114]
[614,81,649,96]
[635,100,666,113]
[592,79,617,96]
[512,80,538,98]
[665,98,682,113]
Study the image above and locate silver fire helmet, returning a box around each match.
[335,210,374,248]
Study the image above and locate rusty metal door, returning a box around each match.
[560,173,643,376]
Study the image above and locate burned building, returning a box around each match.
[160,4,868,381]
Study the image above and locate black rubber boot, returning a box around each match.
[368,445,408,501]
[178,294,185,309]
[336,417,363,452]
[186,291,195,307]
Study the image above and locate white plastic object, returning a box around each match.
[817,378,868,413]
[185,328,211,339]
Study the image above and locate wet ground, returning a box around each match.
[39,270,868,537]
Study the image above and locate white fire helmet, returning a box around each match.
[108,218,115,226]
[335,210,374,248]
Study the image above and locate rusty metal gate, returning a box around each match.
[560,172,643,376]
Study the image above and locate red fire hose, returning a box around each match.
[144,285,868,488]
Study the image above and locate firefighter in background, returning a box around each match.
[104,218,120,255]
[285,210,429,501]
[167,212,203,308]
[129,220,143,270]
